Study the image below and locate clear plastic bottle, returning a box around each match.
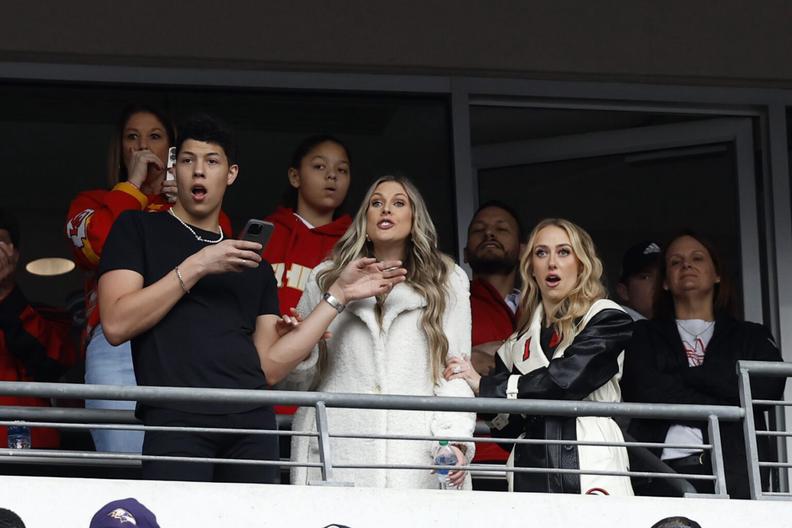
[7,424,31,449]
[433,440,459,490]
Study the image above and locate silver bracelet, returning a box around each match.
[322,292,345,313]
[174,266,190,294]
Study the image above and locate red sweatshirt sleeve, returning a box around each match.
[219,210,234,237]
[66,183,149,269]
[0,287,79,382]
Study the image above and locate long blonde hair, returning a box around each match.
[516,218,606,350]
[318,175,453,381]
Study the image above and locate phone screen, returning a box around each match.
[166,146,176,181]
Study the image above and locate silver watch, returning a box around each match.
[322,292,346,313]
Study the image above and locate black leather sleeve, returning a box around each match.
[479,308,632,401]
[479,350,511,399]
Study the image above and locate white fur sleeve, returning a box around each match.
[430,265,476,461]
[274,266,323,391]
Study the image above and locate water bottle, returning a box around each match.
[7,425,31,449]
[433,440,458,490]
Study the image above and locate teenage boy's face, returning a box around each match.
[174,139,238,218]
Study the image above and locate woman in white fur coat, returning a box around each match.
[285,175,475,489]
[446,218,634,495]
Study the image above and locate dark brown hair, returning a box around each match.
[652,229,736,320]
[107,103,175,187]
[280,134,351,215]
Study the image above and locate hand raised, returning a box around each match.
[332,257,407,303]
[127,149,164,189]
[190,239,263,277]
[0,242,18,283]
[161,177,178,204]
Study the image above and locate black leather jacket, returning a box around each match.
[480,307,633,493]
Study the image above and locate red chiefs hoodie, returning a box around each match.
[263,207,351,415]
[263,207,352,315]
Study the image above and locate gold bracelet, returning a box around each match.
[174,266,190,294]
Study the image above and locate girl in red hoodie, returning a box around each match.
[264,135,353,314]
[264,136,352,415]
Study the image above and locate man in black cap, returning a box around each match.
[616,241,662,321]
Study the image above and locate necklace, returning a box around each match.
[676,319,715,341]
[676,320,714,367]
[168,208,224,244]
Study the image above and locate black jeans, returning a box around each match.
[665,452,714,495]
[141,406,279,484]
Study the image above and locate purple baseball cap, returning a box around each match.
[89,498,159,528]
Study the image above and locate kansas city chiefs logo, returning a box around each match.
[66,209,94,248]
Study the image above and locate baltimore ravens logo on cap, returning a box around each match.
[107,508,138,525]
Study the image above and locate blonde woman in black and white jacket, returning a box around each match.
[446,218,634,495]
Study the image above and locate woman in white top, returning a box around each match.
[285,175,475,489]
[622,231,784,498]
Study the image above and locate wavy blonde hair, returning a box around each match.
[318,175,453,381]
[516,218,606,350]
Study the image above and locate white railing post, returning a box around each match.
[707,414,729,497]
[314,401,334,483]
[738,366,764,499]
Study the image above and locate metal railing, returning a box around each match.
[0,380,750,497]
[738,360,792,500]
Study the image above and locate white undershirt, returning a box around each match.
[293,212,315,229]
[661,319,715,461]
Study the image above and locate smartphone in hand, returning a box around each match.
[164,146,177,202]
[240,219,274,250]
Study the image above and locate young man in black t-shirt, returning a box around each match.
[98,115,406,483]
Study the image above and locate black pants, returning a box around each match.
[665,453,714,495]
[634,452,714,497]
[141,406,279,484]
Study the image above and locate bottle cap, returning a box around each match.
[439,440,449,446]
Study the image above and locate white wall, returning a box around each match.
[4,475,791,527]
